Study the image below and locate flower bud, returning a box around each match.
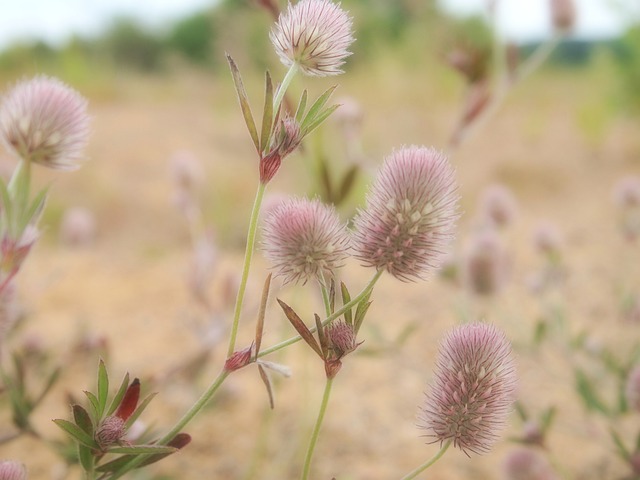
[325,321,358,358]
[96,415,126,448]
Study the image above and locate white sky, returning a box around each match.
[0,0,638,49]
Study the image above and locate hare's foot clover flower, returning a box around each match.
[262,196,350,285]
[353,146,459,282]
[0,76,89,170]
[419,322,517,455]
[270,0,354,77]
[0,461,27,480]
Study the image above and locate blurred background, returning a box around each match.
[1,1,640,479]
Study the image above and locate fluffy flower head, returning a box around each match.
[0,460,27,480]
[420,322,517,455]
[352,146,458,281]
[261,196,350,284]
[270,0,354,76]
[0,76,89,170]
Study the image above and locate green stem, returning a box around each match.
[301,376,334,480]
[109,370,231,479]
[400,440,452,480]
[273,63,299,115]
[258,269,383,358]
[227,181,267,357]
[318,273,332,317]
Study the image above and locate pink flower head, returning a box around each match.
[626,365,640,412]
[502,448,558,480]
[420,322,517,455]
[270,0,354,76]
[352,146,459,282]
[462,229,510,296]
[0,76,89,170]
[261,196,350,284]
[479,183,518,228]
[0,460,27,480]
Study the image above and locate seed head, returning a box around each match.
[0,461,27,480]
[502,448,558,480]
[462,230,509,296]
[262,197,350,284]
[96,415,127,448]
[420,322,517,455]
[353,146,458,282]
[626,365,640,412]
[270,0,354,76]
[0,76,89,170]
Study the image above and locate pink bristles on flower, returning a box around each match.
[261,196,350,284]
[270,0,354,76]
[0,75,90,170]
[352,146,459,282]
[0,460,27,480]
[419,322,517,456]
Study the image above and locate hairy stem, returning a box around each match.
[400,440,452,480]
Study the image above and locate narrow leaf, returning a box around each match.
[78,443,94,473]
[115,378,140,421]
[84,391,100,424]
[97,359,109,418]
[21,186,48,230]
[277,299,323,358]
[315,314,328,359]
[106,445,177,455]
[124,392,157,430]
[336,165,358,204]
[255,273,272,358]
[33,366,61,407]
[260,71,274,154]
[73,404,94,436]
[575,369,609,414]
[106,372,130,417]
[340,282,352,326]
[137,433,192,468]
[53,419,99,449]
[0,178,14,228]
[319,157,333,202]
[258,364,275,409]
[226,53,260,152]
[294,90,308,123]
[354,293,373,334]
[302,104,340,137]
[540,406,556,431]
[610,428,631,461]
[328,279,336,314]
[301,85,337,132]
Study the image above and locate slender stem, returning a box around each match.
[258,269,383,358]
[516,32,563,81]
[109,370,231,479]
[400,440,452,480]
[227,181,267,357]
[273,63,299,115]
[318,273,332,317]
[301,376,334,480]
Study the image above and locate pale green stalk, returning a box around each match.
[258,269,383,358]
[227,181,266,357]
[273,63,299,115]
[301,376,334,480]
[400,440,452,480]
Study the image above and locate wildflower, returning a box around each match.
[479,184,518,229]
[325,320,359,358]
[95,378,140,449]
[353,146,458,282]
[420,322,517,455]
[502,448,558,480]
[626,365,640,412]
[260,116,302,183]
[0,76,89,170]
[270,0,354,76]
[262,197,350,284]
[462,230,509,296]
[550,0,576,32]
[0,460,27,480]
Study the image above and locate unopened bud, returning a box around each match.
[96,415,126,447]
[325,321,358,358]
[224,345,253,372]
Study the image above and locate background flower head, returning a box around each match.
[352,146,458,282]
[261,196,350,284]
[270,0,354,76]
[420,322,517,455]
[0,75,89,170]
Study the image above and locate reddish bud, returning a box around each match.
[115,378,140,421]
[224,345,253,372]
[96,415,127,448]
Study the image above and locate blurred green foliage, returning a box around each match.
[614,23,640,112]
[166,12,216,66]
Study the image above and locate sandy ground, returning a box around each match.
[1,61,639,480]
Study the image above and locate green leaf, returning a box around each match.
[106,445,177,455]
[84,391,100,423]
[336,165,358,204]
[277,299,323,358]
[226,53,260,152]
[294,90,308,123]
[328,279,336,314]
[575,369,609,414]
[610,428,631,461]
[315,314,328,359]
[260,71,274,154]
[124,392,157,430]
[97,359,109,419]
[73,404,94,436]
[340,282,352,326]
[514,401,528,422]
[53,419,99,449]
[78,443,94,473]
[318,156,333,202]
[301,85,337,132]
[354,293,373,334]
[0,178,14,231]
[302,104,340,137]
[106,372,130,417]
[540,406,556,431]
[96,434,191,472]
[20,186,48,232]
